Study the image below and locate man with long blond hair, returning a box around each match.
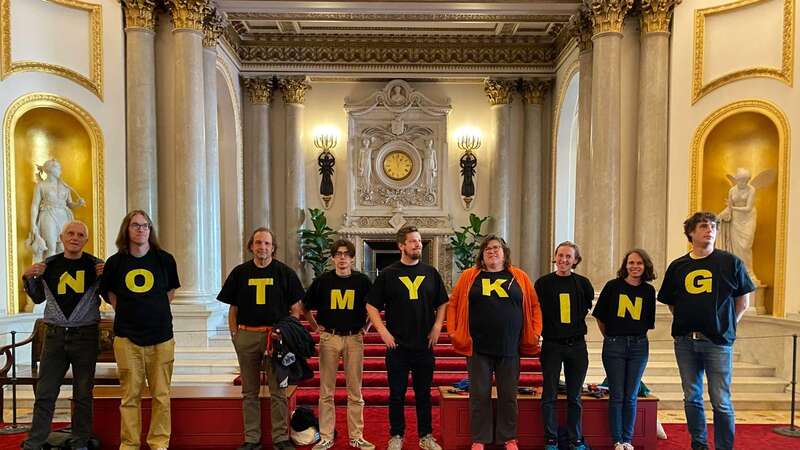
[101,210,180,450]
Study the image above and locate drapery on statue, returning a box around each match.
[27,159,85,262]
[424,139,437,193]
[359,136,373,190]
[717,167,776,283]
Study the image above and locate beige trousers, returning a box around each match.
[113,337,175,450]
[317,331,365,441]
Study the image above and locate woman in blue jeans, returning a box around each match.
[593,249,657,450]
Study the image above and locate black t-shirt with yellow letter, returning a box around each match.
[217,259,304,327]
[658,250,754,345]
[101,249,180,346]
[42,253,99,320]
[592,278,656,336]
[468,269,524,357]
[367,261,448,350]
[303,270,372,332]
[534,272,594,341]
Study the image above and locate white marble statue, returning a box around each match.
[359,136,373,190]
[718,167,775,283]
[424,139,437,192]
[27,159,85,262]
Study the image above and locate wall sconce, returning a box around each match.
[313,125,339,209]
[456,127,481,209]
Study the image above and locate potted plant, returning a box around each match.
[449,213,490,272]
[298,208,337,277]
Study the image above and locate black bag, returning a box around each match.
[42,428,100,450]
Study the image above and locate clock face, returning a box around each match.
[382,150,414,181]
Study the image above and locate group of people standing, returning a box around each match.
[20,210,753,450]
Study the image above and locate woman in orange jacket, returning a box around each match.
[446,235,543,450]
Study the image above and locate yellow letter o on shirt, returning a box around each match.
[125,269,155,293]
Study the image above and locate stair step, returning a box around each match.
[583,375,789,394]
[295,372,543,388]
[294,386,443,406]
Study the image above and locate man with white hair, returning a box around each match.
[21,221,104,450]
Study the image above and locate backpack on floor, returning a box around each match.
[42,428,100,449]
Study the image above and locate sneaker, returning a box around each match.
[691,445,709,450]
[471,444,485,450]
[313,439,335,450]
[349,437,376,450]
[236,443,262,450]
[504,439,519,450]
[274,440,296,450]
[419,434,442,450]
[614,443,626,450]
[572,444,587,450]
[388,435,404,450]
[622,443,634,450]
[544,445,559,450]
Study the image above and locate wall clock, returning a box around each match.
[382,150,414,181]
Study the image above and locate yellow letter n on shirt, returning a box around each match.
[399,276,425,300]
[249,278,274,304]
[330,289,355,310]
[617,294,642,320]
[58,271,85,295]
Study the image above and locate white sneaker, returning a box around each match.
[622,443,635,450]
[419,434,441,450]
[388,435,404,450]
[312,439,334,450]
[613,443,625,450]
[349,437,376,449]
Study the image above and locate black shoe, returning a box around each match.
[237,442,262,450]
[274,440,296,450]
[691,444,709,450]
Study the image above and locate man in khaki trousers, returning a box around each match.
[303,239,375,450]
[217,228,305,450]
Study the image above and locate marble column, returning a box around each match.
[519,79,551,277]
[279,77,312,273]
[241,77,273,234]
[202,9,224,293]
[122,0,158,220]
[570,8,595,265]
[166,0,207,300]
[484,78,515,241]
[585,0,633,284]
[636,0,679,276]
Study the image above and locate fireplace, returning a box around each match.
[362,239,432,280]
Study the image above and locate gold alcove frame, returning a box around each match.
[3,93,105,315]
[689,99,790,317]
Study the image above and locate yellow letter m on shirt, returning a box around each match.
[330,289,355,310]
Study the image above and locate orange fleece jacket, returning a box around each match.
[446,265,542,357]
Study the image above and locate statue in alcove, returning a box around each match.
[424,139,437,193]
[717,167,775,283]
[359,136,373,190]
[27,159,86,262]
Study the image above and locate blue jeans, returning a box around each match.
[674,336,735,450]
[602,336,649,444]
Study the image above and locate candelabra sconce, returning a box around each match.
[457,128,481,210]
[314,126,339,209]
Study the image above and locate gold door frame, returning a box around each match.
[689,99,790,317]
[3,93,105,314]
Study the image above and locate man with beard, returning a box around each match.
[366,226,448,450]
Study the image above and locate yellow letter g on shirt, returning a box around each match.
[685,269,712,294]
[125,269,155,293]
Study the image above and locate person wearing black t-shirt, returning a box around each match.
[366,226,448,450]
[446,235,542,450]
[21,221,104,450]
[658,212,754,450]
[101,210,180,450]
[302,239,375,450]
[593,249,657,450]
[217,227,305,450]
[534,241,594,450]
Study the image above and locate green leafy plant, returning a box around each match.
[299,208,337,277]
[449,213,490,271]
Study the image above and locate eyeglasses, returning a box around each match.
[332,251,352,257]
[130,222,150,231]
[484,245,503,252]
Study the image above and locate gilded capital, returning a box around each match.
[640,0,681,34]
[520,79,552,105]
[278,77,312,104]
[203,8,226,48]
[584,0,634,35]
[242,77,273,105]
[122,0,157,31]
[166,0,207,32]
[568,8,594,52]
[484,79,515,105]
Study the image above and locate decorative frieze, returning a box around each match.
[584,0,634,35]
[241,77,273,105]
[568,7,594,52]
[278,77,312,104]
[640,0,681,34]
[203,8,226,48]
[484,79,515,106]
[520,79,553,105]
[122,0,157,31]
[166,0,207,32]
